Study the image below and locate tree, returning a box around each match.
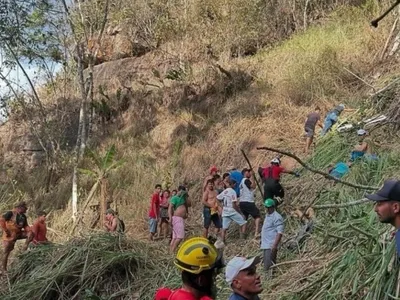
[74,144,124,232]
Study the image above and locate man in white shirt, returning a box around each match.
[239,168,261,239]
[217,179,247,243]
[261,198,284,276]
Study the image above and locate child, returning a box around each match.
[149,184,161,240]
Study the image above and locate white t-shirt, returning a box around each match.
[217,188,238,216]
[239,178,255,203]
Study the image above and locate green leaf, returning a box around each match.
[102,144,116,170]
[105,159,125,173]
[85,148,102,168]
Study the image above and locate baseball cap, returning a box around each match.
[357,129,367,136]
[338,104,345,110]
[366,180,400,202]
[225,256,261,284]
[210,165,219,173]
[241,168,251,175]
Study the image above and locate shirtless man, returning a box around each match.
[203,165,219,191]
[202,179,222,238]
[32,211,49,246]
[169,185,191,252]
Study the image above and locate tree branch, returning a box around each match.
[256,146,379,190]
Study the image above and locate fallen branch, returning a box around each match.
[348,223,375,239]
[256,147,379,190]
[313,198,370,209]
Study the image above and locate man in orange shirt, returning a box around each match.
[32,211,49,246]
[0,202,33,272]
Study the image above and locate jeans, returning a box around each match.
[321,112,338,136]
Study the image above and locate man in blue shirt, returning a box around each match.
[229,167,244,198]
[225,256,263,300]
[367,179,400,257]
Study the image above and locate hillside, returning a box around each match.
[1,0,400,299]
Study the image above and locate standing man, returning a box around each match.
[0,201,33,272]
[169,185,191,252]
[239,168,261,239]
[202,179,222,238]
[261,199,284,276]
[148,184,161,241]
[217,179,247,243]
[32,211,49,245]
[367,179,400,257]
[203,165,219,191]
[304,106,323,154]
[225,256,263,300]
[321,104,345,136]
[229,167,244,198]
[155,237,224,300]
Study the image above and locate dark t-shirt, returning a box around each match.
[305,112,320,130]
[396,230,400,257]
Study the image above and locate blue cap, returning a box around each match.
[366,180,400,202]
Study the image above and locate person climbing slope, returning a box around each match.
[148,184,161,241]
[202,179,222,238]
[169,185,191,252]
[217,179,247,243]
[154,237,224,300]
[0,201,33,272]
[259,158,299,204]
[367,179,400,257]
[320,104,345,136]
[304,106,323,154]
[239,168,261,239]
[261,199,284,276]
[350,129,378,161]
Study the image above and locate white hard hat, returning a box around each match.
[271,158,280,164]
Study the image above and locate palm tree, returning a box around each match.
[73,144,124,233]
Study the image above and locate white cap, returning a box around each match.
[225,256,260,284]
[271,158,280,164]
[357,129,367,136]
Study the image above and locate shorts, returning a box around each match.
[160,207,169,221]
[222,212,247,229]
[239,202,261,220]
[172,216,185,239]
[149,218,157,234]
[263,179,284,200]
[305,127,314,138]
[203,207,222,229]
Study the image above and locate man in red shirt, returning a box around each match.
[149,184,161,240]
[259,158,299,204]
[32,211,49,245]
[154,237,224,300]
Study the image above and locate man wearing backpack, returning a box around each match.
[104,209,124,233]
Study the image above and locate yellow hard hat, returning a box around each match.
[174,237,219,274]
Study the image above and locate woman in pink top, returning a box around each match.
[159,190,171,239]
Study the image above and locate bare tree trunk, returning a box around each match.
[100,177,109,226]
[72,167,79,222]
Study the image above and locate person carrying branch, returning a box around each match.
[259,158,299,205]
